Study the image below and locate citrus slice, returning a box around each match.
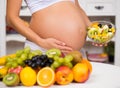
[37,67,55,87]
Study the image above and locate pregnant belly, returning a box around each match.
[29,1,87,50]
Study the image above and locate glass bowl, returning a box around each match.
[87,21,116,45]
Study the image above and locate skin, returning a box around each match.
[6,0,91,54]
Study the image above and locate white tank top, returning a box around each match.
[24,0,75,14]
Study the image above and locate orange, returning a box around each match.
[20,67,37,86]
[37,67,55,87]
[81,59,92,73]
[72,63,89,83]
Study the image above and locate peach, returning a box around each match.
[55,66,73,85]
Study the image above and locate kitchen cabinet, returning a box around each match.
[0,0,120,66]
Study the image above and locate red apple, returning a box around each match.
[55,66,73,85]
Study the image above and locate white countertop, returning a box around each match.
[0,62,120,88]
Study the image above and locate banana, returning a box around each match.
[0,66,8,78]
[0,57,6,66]
[0,54,16,66]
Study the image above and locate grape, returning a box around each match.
[31,63,37,69]
[63,62,73,68]
[11,62,18,68]
[48,59,54,64]
[27,60,33,66]
[34,50,42,55]
[12,57,18,62]
[32,55,39,62]
[6,57,13,62]
[57,57,64,64]
[54,56,59,61]
[28,53,34,59]
[24,46,31,54]
[50,65,55,70]
[24,59,31,64]
[45,62,51,67]
[45,59,49,63]
[52,61,60,68]
[36,59,42,66]
[39,55,48,60]
[20,53,28,61]
[17,58,24,65]
[16,50,24,57]
[40,62,45,67]
[5,62,12,68]
[64,57,71,63]
[64,55,73,62]
[21,62,25,67]
[31,50,42,56]
[51,55,73,69]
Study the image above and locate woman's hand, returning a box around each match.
[41,38,73,54]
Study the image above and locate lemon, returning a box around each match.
[20,67,37,86]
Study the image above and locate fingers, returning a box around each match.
[56,45,73,54]
[60,50,71,55]
[54,40,72,50]
[55,40,66,46]
[54,40,73,52]
[57,43,73,51]
[46,38,73,54]
[58,45,73,51]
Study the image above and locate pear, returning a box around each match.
[68,51,83,65]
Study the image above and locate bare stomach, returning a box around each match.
[29,1,87,50]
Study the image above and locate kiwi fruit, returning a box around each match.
[46,48,61,58]
[2,73,20,86]
[68,51,83,65]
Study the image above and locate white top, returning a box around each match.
[24,0,75,14]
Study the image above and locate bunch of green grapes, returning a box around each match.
[50,55,73,70]
[5,46,42,68]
